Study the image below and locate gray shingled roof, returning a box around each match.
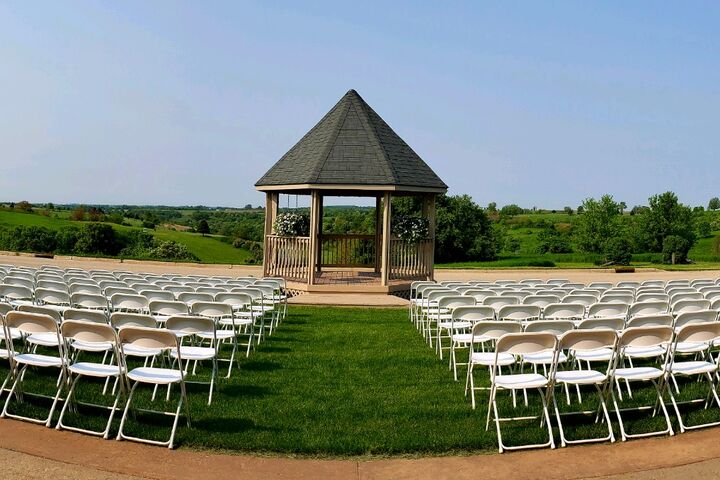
[255,90,447,192]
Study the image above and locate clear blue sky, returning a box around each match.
[1,1,718,209]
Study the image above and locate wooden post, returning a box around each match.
[380,192,392,286]
[317,194,324,274]
[374,195,382,273]
[422,194,436,281]
[263,192,279,277]
[308,191,321,285]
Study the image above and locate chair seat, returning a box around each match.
[122,345,163,357]
[495,373,549,389]
[69,362,124,378]
[470,351,515,366]
[219,318,252,327]
[674,342,710,354]
[26,332,59,347]
[624,345,666,358]
[39,304,70,313]
[555,370,607,385]
[71,339,113,352]
[574,347,614,362]
[0,348,13,359]
[14,353,63,368]
[0,328,22,341]
[8,300,33,307]
[667,361,717,376]
[127,367,183,385]
[438,321,472,330]
[198,329,235,340]
[524,351,567,365]
[170,346,215,361]
[614,366,664,381]
[153,314,171,323]
[452,333,473,344]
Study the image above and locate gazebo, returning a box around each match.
[255,90,447,295]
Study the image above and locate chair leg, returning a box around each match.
[117,381,139,441]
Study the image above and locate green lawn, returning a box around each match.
[0,210,250,264]
[9,306,718,456]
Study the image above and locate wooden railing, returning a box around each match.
[320,234,376,267]
[264,235,311,282]
[389,238,433,280]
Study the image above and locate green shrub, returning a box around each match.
[697,218,713,238]
[604,236,633,265]
[537,226,572,254]
[662,235,691,264]
[713,236,720,256]
[75,223,121,256]
[148,241,198,261]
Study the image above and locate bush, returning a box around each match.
[537,226,572,254]
[662,235,691,264]
[697,218,713,238]
[713,236,720,256]
[503,237,521,254]
[604,236,632,265]
[148,241,198,261]
[75,223,121,256]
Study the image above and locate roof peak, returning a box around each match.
[255,90,447,192]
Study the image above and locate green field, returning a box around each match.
[10,306,716,456]
[0,210,251,264]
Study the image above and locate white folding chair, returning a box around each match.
[487,332,557,453]
[56,320,125,438]
[448,306,495,381]
[551,329,618,446]
[166,315,219,405]
[1,311,65,426]
[609,326,675,441]
[117,327,189,449]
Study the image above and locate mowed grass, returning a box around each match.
[8,306,720,456]
[0,210,250,264]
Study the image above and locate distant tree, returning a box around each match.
[433,194,498,262]
[697,217,712,238]
[563,206,573,215]
[619,201,627,214]
[486,202,497,213]
[244,204,253,210]
[576,205,584,214]
[537,225,573,254]
[46,203,55,210]
[604,236,632,265]
[708,197,720,211]
[70,206,86,221]
[636,191,695,257]
[197,219,210,235]
[573,195,624,253]
[87,207,104,222]
[15,201,32,212]
[499,204,523,217]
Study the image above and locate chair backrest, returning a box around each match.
[588,282,613,291]
[520,279,543,286]
[546,279,570,286]
[616,281,640,289]
[674,310,718,329]
[148,300,188,316]
[670,292,704,305]
[0,284,33,300]
[524,320,575,335]
[177,292,215,305]
[569,289,601,298]
[191,301,233,318]
[104,287,136,298]
[118,326,178,353]
[626,313,673,328]
[36,280,68,292]
[71,292,109,310]
[587,303,629,319]
[470,320,522,343]
[599,294,633,305]
[166,315,216,339]
[3,276,34,289]
[61,320,119,353]
[635,293,669,303]
[674,322,720,348]
[558,328,617,353]
[64,308,108,324]
[17,304,62,322]
[35,288,71,306]
[628,301,668,318]
[497,305,542,321]
[452,306,495,323]
[463,290,496,302]
[495,332,557,356]
[673,299,712,315]
[690,279,715,288]
[69,283,103,295]
[576,317,625,331]
[617,325,673,350]
[196,286,226,295]
[641,280,665,287]
[483,296,519,309]
[110,294,149,312]
[214,292,253,309]
[713,298,720,311]
[561,295,596,307]
[0,303,13,316]
[110,312,157,329]
[437,295,475,310]
[140,290,176,302]
[3,311,58,335]
[522,295,561,308]
[500,291,529,301]
[543,303,585,320]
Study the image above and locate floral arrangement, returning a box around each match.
[392,215,430,243]
[274,212,310,237]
